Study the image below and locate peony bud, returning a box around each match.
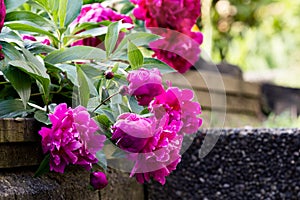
[104,70,114,79]
[90,172,108,190]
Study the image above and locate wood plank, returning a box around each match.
[0,118,41,143]
[200,110,262,128]
[0,142,43,168]
[163,70,261,97]
[194,90,260,114]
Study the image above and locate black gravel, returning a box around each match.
[146,128,300,200]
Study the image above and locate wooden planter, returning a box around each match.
[0,118,43,168]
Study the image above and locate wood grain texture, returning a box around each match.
[163,70,261,97]
[0,142,43,168]
[0,118,41,143]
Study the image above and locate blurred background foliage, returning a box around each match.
[202,0,300,88]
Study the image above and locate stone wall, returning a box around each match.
[0,167,144,200]
[147,129,300,200]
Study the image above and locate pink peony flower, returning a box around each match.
[22,34,51,45]
[22,35,37,41]
[131,0,200,33]
[90,171,108,190]
[127,68,165,106]
[130,130,183,185]
[0,0,6,60]
[149,29,203,73]
[71,3,133,47]
[131,0,203,73]
[111,113,155,153]
[0,0,5,32]
[112,112,183,185]
[39,103,106,173]
[150,87,202,134]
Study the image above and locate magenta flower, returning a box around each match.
[39,103,106,173]
[112,112,183,185]
[131,0,200,33]
[127,68,165,106]
[149,29,203,73]
[22,34,51,45]
[150,87,202,134]
[90,171,108,190]
[130,131,183,185]
[0,0,5,32]
[0,0,6,60]
[131,0,203,73]
[71,3,133,47]
[111,113,155,153]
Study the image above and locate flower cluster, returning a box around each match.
[131,0,203,73]
[39,103,106,173]
[111,68,202,184]
[71,3,133,47]
[1,0,203,189]
[0,0,6,60]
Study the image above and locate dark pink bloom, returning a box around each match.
[112,112,183,185]
[0,0,6,59]
[22,35,51,45]
[131,0,203,73]
[131,0,200,33]
[90,171,108,190]
[130,132,183,185]
[150,87,202,134]
[22,35,37,41]
[39,103,106,173]
[71,3,133,47]
[111,113,155,153]
[0,0,5,32]
[149,29,203,73]
[127,68,164,106]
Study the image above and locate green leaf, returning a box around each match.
[128,96,144,113]
[65,0,82,26]
[76,66,90,107]
[58,0,68,28]
[45,46,106,64]
[4,21,59,43]
[9,58,50,99]
[105,21,120,57]
[142,58,176,74]
[76,26,108,37]
[4,0,28,12]
[113,32,161,57]
[54,64,78,86]
[33,0,48,9]
[0,28,22,44]
[127,41,143,70]
[94,114,112,135]
[5,11,55,30]
[34,154,50,177]
[0,41,24,61]
[96,150,107,171]
[34,110,51,125]
[3,66,31,109]
[25,42,56,55]
[0,99,34,118]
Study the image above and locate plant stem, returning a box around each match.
[92,92,120,113]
